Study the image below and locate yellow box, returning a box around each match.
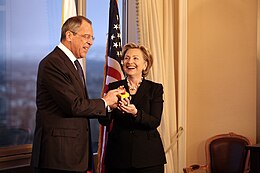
[117,91,130,100]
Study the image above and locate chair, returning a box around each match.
[183,132,252,173]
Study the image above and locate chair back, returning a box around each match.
[205,132,251,173]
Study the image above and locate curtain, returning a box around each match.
[136,0,187,172]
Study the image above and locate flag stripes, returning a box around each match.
[106,58,124,82]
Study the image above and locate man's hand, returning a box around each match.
[102,86,125,109]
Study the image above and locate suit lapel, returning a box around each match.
[55,47,88,98]
[131,79,149,105]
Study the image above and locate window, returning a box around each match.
[0,0,62,147]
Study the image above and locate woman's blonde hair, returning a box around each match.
[122,42,153,77]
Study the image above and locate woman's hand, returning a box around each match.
[117,98,138,117]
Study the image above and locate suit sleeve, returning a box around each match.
[97,83,116,126]
[134,84,164,129]
[38,56,106,118]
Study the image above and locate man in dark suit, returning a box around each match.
[31,16,124,173]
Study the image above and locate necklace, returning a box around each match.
[127,77,143,91]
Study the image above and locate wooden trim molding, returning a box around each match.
[0,144,32,170]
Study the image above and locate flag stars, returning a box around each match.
[111,34,115,40]
[117,33,121,38]
[113,24,119,30]
[113,42,119,48]
[117,51,122,57]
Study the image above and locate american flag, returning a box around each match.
[98,0,124,173]
[103,0,124,92]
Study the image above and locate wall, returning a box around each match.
[187,0,257,165]
[257,0,260,143]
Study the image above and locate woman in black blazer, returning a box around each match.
[99,43,166,173]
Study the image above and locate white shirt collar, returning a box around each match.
[58,42,77,66]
